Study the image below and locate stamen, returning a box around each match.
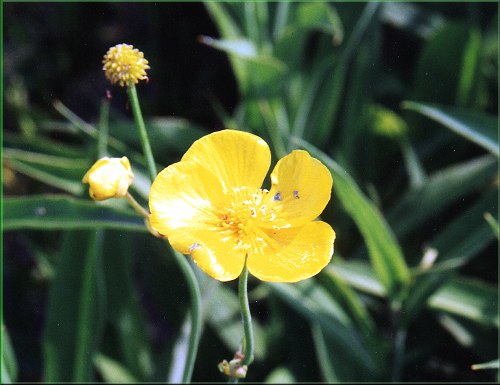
[273,192,282,201]
[293,190,300,199]
[189,243,202,252]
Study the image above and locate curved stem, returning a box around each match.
[239,264,254,367]
[126,84,157,182]
[170,248,203,383]
[97,98,110,158]
[125,192,150,220]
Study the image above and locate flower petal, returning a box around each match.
[264,150,332,228]
[247,221,335,282]
[169,229,246,282]
[181,129,271,191]
[149,160,225,237]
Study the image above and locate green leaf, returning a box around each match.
[3,131,86,158]
[471,359,500,371]
[483,212,499,239]
[402,189,497,325]
[387,154,497,240]
[337,20,380,179]
[3,148,88,195]
[268,281,383,380]
[410,22,483,108]
[428,277,499,328]
[294,138,410,298]
[3,195,147,232]
[318,269,377,339]
[204,2,242,40]
[93,354,139,383]
[402,101,499,157]
[296,2,344,44]
[199,36,288,98]
[311,323,339,382]
[2,324,18,383]
[102,232,154,381]
[43,230,106,381]
[293,2,380,146]
[264,366,296,383]
[328,260,385,298]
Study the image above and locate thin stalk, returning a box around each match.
[170,248,203,383]
[97,98,110,158]
[125,192,150,220]
[390,300,407,382]
[258,100,288,159]
[239,264,254,367]
[126,84,157,181]
[73,231,103,381]
[392,328,407,382]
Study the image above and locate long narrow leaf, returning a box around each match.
[402,101,499,156]
[2,324,18,383]
[402,189,497,325]
[387,154,497,239]
[428,277,499,328]
[93,354,139,383]
[268,281,382,380]
[102,232,154,381]
[3,195,147,232]
[43,230,106,381]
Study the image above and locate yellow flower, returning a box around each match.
[82,157,134,201]
[102,44,150,87]
[149,130,335,282]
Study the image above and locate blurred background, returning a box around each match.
[3,2,498,383]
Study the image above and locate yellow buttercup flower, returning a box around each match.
[82,156,134,201]
[102,44,150,87]
[149,130,335,282]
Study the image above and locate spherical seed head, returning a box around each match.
[102,44,150,87]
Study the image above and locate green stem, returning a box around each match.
[392,328,407,382]
[73,231,103,381]
[97,98,110,158]
[390,300,406,382]
[125,192,150,220]
[239,264,254,367]
[170,247,203,383]
[126,84,157,182]
[258,100,288,159]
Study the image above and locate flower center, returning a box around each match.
[214,187,279,251]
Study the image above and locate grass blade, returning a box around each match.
[428,277,499,328]
[402,101,498,156]
[388,154,497,239]
[43,231,106,381]
[3,195,147,232]
[93,354,139,383]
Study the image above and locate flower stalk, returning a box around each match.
[170,248,203,383]
[239,263,254,368]
[97,98,110,158]
[125,192,150,221]
[126,84,157,182]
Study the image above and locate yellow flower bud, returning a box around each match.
[82,157,134,201]
[102,43,150,87]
